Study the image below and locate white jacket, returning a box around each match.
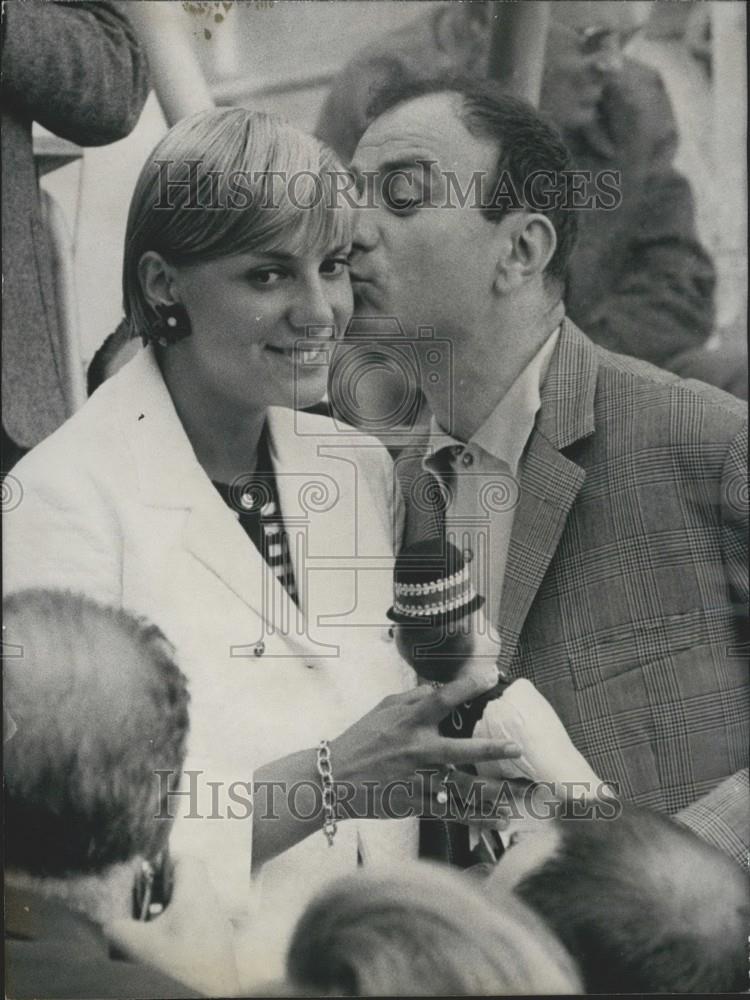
[4,347,417,981]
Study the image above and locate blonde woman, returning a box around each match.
[5,108,518,982]
[287,862,581,995]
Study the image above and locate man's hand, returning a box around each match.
[474,678,605,802]
[106,855,240,997]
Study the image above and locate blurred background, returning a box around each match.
[37,0,747,376]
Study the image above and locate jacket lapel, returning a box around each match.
[182,497,289,637]
[497,434,586,671]
[497,320,599,670]
[117,348,287,635]
[267,407,368,655]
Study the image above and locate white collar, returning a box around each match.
[423,327,560,476]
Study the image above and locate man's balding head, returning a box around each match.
[4,589,190,877]
[485,805,749,993]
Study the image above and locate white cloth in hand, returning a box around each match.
[473,678,601,798]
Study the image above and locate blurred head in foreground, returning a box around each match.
[4,589,189,924]
[484,804,750,993]
[286,861,581,995]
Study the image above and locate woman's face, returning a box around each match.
[169,240,353,412]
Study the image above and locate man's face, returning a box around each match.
[541,1,647,130]
[350,93,500,370]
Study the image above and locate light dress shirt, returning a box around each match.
[422,328,561,632]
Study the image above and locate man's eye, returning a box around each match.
[321,257,351,276]
[508,832,522,848]
[382,173,421,213]
[248,269,285,286]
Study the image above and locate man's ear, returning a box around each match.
[493,214,557,294]
[138,251,180,309]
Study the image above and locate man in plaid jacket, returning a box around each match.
[347,77,748,866]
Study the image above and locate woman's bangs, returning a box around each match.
[234,173,354,256]
[241,125,354,256]
[132,108,354,263]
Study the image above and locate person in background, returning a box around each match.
[1,0,150,470]
[287,862,581,996]
[87,320,141,397]
[482,804,750,994]
[3,589,239,998]
[317,0,715,371]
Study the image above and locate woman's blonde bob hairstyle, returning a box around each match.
[122,107,353,339]
[286,862,581,996]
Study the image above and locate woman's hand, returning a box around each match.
[329,671,522,821]
[251,672,521,867]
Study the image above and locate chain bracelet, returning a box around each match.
[317,739,337,846]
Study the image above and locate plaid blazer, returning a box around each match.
[398,319,749,866]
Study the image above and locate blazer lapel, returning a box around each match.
[182,495,289,637]
[497,320,599,671]
[118,347,285,634]
[497,433,586,671]
[268,407,404,657]
[266,407,352,655]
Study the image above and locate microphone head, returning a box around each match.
[387,536,484,628]
[394,617,476,684]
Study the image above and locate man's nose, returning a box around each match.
[351,200,379,255]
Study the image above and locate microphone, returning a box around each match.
[387,537,505,738]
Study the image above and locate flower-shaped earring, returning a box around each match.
[148,302,192,346]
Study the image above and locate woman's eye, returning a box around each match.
[248,269,286,286]
[320,257,351,277]
[508,832,521,848]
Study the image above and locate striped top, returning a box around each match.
[212,428,297,603]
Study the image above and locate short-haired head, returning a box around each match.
[123,107,353,342]
[366,75,578,296]
[4,589,190,878]
[287,861,581,995]
[490,804,750,993]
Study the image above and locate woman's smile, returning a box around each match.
[264,340,332,363]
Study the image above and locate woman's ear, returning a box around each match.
[493,214,557,294]
[138,251,180,309]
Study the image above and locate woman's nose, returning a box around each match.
[289,278,337,333]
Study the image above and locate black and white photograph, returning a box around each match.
[2,1,748,995]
